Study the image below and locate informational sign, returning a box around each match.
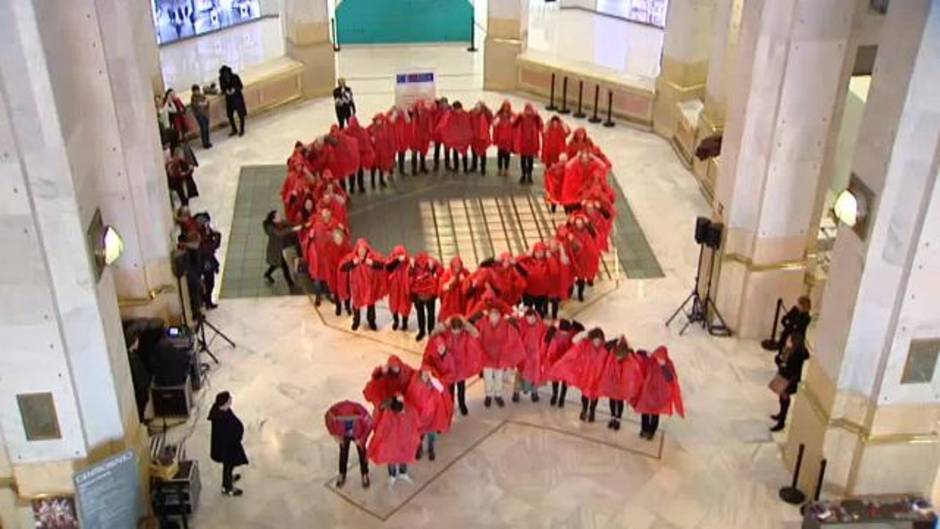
[73,450,143,529]
[395,71,437,109]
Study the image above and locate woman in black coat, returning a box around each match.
[208,391,249,496]
[262,210,300,292]
[770,333,810,432]
[219,65,247,137]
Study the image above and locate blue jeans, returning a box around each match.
[195,114,210,147]
[424,432,437,452]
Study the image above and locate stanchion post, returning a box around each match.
[559,77,571,115]
[331,18,341,52]
[468,17,478,52]
[762,298,785,351]
[573,80,586,118]
[547,73,558,111]
[778,444,807,505]
[813,459,827,501]
[603,89,615,127]
[589,84,602,123]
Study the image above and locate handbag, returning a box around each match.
[768,375,790,396]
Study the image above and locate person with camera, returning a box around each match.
[195,213,222,310]
[324,400,372,488]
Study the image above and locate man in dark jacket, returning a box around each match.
[208,391,249,496]
[777,296,812,353]
[219,65,247,137]
[262,210,300,292]
[333,78,355,128]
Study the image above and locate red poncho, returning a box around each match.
[363,355,415,407]
[388,108,413,154]
[345,239,387,309]
[465,283,512,318]
[326,126,360,178]
[306,216,349,294]
[469,106,494,156]
[336,253,353,303]
[432,105,450,144]
[412,101,435,155]
[518,245,551,297]
[437,258,469,321]
[584,202,614,253]
[367,405,421,465]
[405,372,454,435]
[541,119,569,166]
[633,347,685,417]
[598,352,644,403]
[369,115,396,172]
[305,141,330,176]
[548,337,609,398]
[385,245,412,316]
[316,192,348,228]
[422,335,459,386]
[345,117,376,170]
[566,218,601,281]
[542,327,576,378]
[492,103,515,152]
[443,327,484,382]
[324,400,373,444]
[410,253,442,300]
[518,316,548,384]
[546,244,573,300]
[560,155,606,206]
[566,128,593,157]
[544,159,567,205]
[440,108,473,152]
[476,316,526,369]
[513,106,544,156]
[493,258,526,306]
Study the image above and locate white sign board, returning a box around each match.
[395,71,437,108]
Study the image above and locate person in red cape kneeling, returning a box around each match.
[324,400,373,488]
[474,307,526,407]
[597,337,643,431]
[406,368,454,462]
[516,308,548,402]
[633,346,684,440]
[340,239,386,331]
[384,245,412,332]
[410,252,443,342]
[492,101,515,176]
[368,396,422,484]
[548,327,609,422]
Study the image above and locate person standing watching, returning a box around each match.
[208,391,249,496]
[190,84,212,149]
[770,333,810,432]
[219,65,246,137]
[333,78,356,128]
[776,296,812,353]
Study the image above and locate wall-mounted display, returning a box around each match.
[151,0,263,46]
[596,0,668,28]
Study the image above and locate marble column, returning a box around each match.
[712,0,855,338]
[785,0,940,501]
[691,0,744,194]
[0,0,145,517]
[284,0,336,97]
[484,0,528,91]
[652,0,715,138]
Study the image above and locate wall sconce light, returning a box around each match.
[833,174,875,240]
[86,209,124,281]
[833,189,862,227]
[101,225,125,265]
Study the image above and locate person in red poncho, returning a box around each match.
[410,252,443,342]
[438,257,470,322]
[388,105,412,176]
[324,400,373,488]
[543,319,585,407]
[562,213,601,301]
[344,116,375,194]
[597,337,643,431]
[548,327,609,422]
[516,308,548,402]
[492,101,515,176]
[560,150,606,210]
[325,125,360,195]
[518,243,551,318]
[513,103,544,184]
[474,308,526,407]
[411,100,435,174]
[541,115,570,167]
[469,101,494,175]
[545,238,572,320]
[367,396,421,484]
[340,239,386,331]
[406,369,453,461]
[315,179,349,228]
[432,316,482,416]
[566,128,593,157]
[305,208,349,309]
[432,98,451,172]
[363,354,415,407]
[384,245,412,331]
[368,113,394,189]
[582,199,615,253]
[440,101,473,174]
[634,346,684,440]
[544,154,568,214]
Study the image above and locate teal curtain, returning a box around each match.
[336,0,473,44]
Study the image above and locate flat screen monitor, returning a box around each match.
[151,0,263,45]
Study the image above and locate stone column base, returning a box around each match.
[484,37,522,92]
[286,41,336,98]
[652,58,708,138]
[714,257,807,339]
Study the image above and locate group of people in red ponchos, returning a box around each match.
[279,101,618,336]
[324,313,684,488]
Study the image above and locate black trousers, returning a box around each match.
[549,298,560,319]
[520,155,535,176]
[336,110,350,129]
[226,105,246,135]
[414,297,437,335]
[398,152,407,174]
[195,114,211,148]
[348,170,365,193]
[551,381,568,402]
[265,257,295,288]
[449,381,467,410]
[523,294,548,318]
[169,182,188,206]
[641,414,660,435]
[202,270,216,304]
[609,399,624,419]
[470,153,487,174]
[338,437,368,477]
[497,149,511,170]
[222,462,235,491]
[450,149,468,172]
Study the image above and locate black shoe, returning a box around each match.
[264,275,274,285]
[558,399,565,409]
[368,321,377,331]
[238,130,245,137]
[206,302,219,310]
[314,295,322,307]
[531,392,540,403]
[588,410,596,423]
[607,420,615,429]
[550,395,558,406]
[229,130,238,137]
[459,404,469,416]
[770,414,781,421]
[362,474,370,488]
[401,320,408,332]
[484,397,492,408]
[233,474,242,483]
[416,445,423,460]
[613,420,621,431]
[511,392,520,403]
[352,320,360,331]
[336,474,347,488]
[495,397,505,408]
[359,186,366,194]
[519,175,526,184]
[415,332,426,342]
[222,487,244,496]
[392,315,399,330]
[334,304,342,316]
[770,422,785,432]
[579,410,587,421]
[428,448,436,461]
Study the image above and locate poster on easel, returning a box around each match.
[395,71,437,109]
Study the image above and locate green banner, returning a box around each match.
[336,0,473,44]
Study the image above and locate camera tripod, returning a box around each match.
[176,276,236,364]
[665,244,732,336]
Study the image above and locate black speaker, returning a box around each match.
[705,222,724,250]
[151,378,192,418]
[694,217,711,245]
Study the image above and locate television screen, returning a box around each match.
[151,0,263,45]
